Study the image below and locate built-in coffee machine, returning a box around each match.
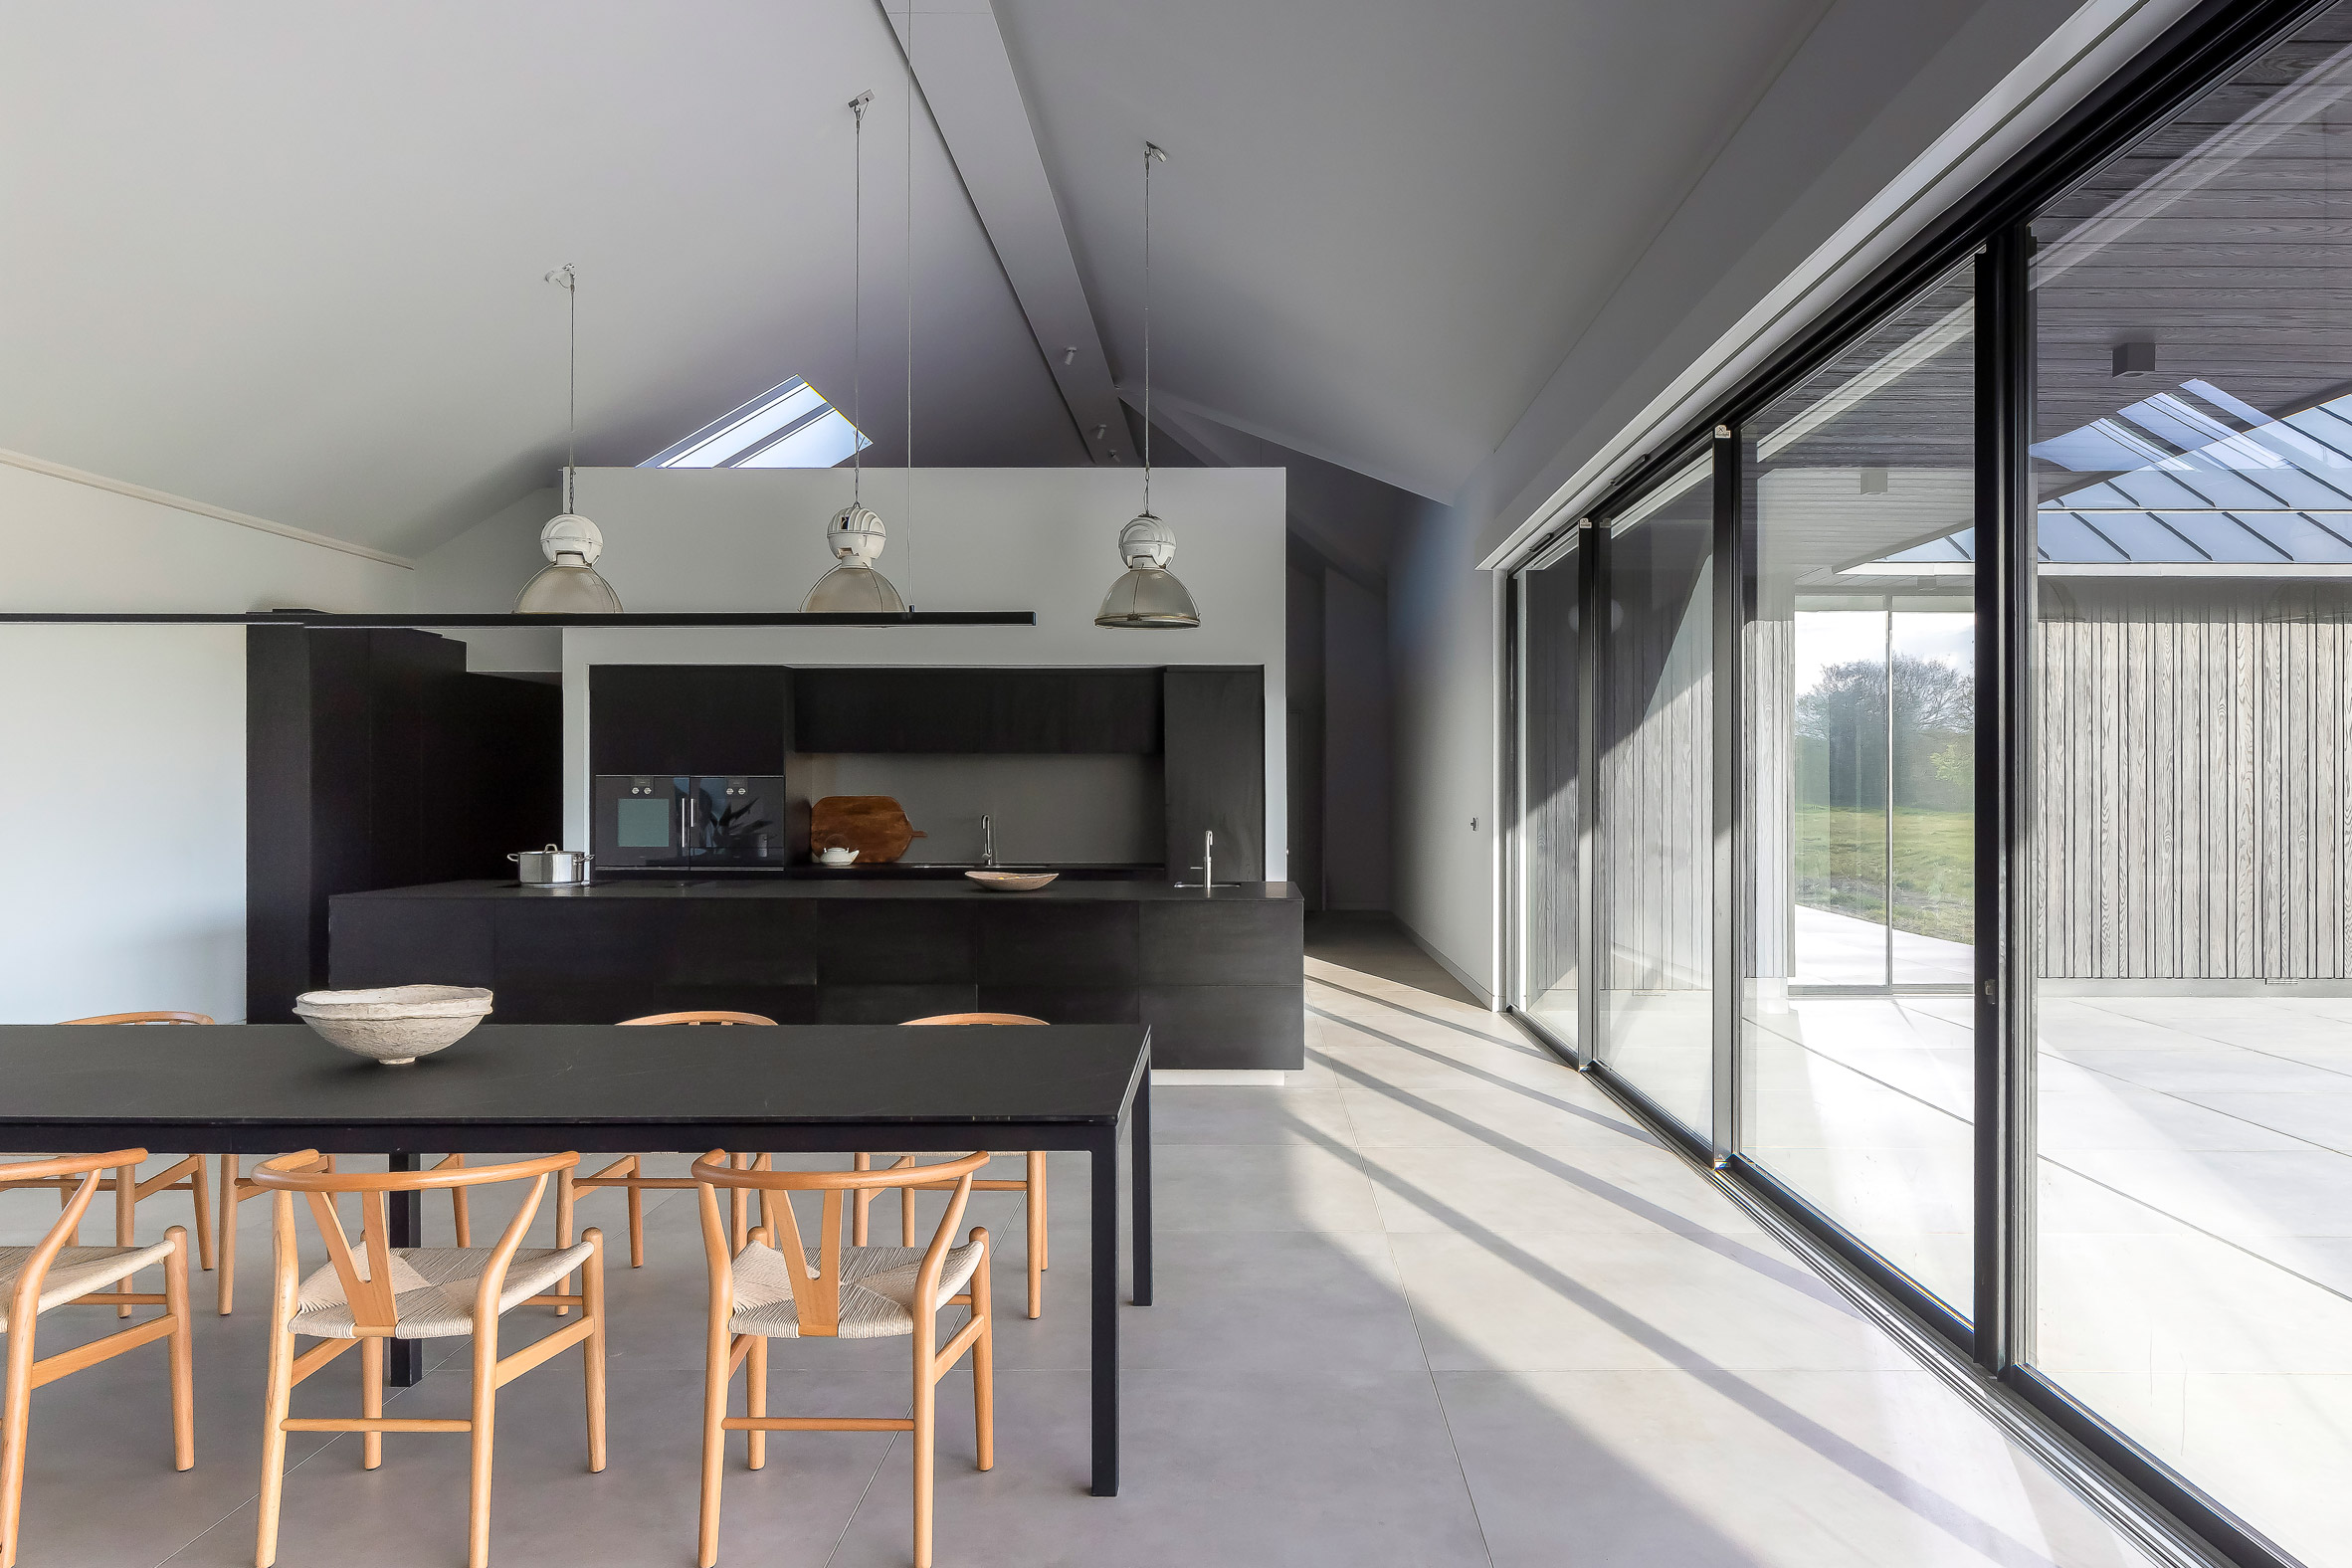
[591,775,789,873]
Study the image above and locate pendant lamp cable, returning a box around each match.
[849,91,870,505]
[904,5,917,607]
[1143,142,1165,514]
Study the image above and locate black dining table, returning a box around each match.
[0,1022,1152,1495]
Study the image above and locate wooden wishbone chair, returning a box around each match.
[691,1149,993,1568]
[248,1151,606,1568]
[855,1014,1052,1318]
[215,1149,475,1318]
[0,1150,193,1568]
[0,1014,216,1320]
[558,1012,778,1274]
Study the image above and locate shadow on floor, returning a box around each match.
[1305,911,1483,1008]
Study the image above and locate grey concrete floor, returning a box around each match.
[3,958,2161,1567]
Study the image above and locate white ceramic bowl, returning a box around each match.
[964,871,1059,891]
[816,847,859,867]
[293,985,493,1066]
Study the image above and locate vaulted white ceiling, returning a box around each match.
[1,0,1841,559]
[0,1,1083,558]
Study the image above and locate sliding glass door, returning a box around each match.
[1595,450,1715,1135]
[1737,267,1979,1315]
[2024,8,2352,1561]
[1513,541,1583,1047]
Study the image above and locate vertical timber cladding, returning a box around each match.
[2035,580,2352,982]
[1599,521,1715,994]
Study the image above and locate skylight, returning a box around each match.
[1851,376,2352,576]
[642,377,872,470]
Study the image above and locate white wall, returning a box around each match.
[549,466,1288,877]
[1386,0,2188,999]
[408,486,564,674]
[1391,501,1502,1002]
[0,460,411,1022]
[1323,568,1392,911]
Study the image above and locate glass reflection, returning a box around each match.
[1739,268,1977,1313]
[2026,5,2352,1556]
[1516,546,1582,1046]
[1597,453,1714,1133]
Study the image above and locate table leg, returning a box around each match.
[1089,1130,1119,1497]
[388,1152,423,1387]
[1131,1065,1152,1307]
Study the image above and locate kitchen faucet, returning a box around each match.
[981,814,995,868]
[1176,828,1215,892]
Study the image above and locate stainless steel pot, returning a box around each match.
[508,845,592,886]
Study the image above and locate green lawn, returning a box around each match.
[1793,805,1974,943]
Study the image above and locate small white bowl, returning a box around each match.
[293,985,493,1066]
[964,871,1059,891]
[816,847,859,867]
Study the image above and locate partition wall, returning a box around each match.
[1504,4,2352,1565]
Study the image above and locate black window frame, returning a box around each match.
[1497,3,2341,1565]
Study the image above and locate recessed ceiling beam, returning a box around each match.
[886,2,1125,466]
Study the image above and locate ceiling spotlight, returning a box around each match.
[2112,339,2157,378]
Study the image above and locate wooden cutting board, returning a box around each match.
[810,796,926,864]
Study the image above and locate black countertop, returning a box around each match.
[337,877,1301,904]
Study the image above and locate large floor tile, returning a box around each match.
[1387,1229,1903,1373]
[1364,1139,1771,1240]
[827,1368,1494,1568]
[1439,1369,2153,1568]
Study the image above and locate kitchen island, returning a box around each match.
[329,877,1303,1072]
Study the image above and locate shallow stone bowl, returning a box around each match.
[964,871,1058,891]
[293,985,493,1066]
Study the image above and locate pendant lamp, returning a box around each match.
[517,264,624,613]
[803,501,906,613]
[804,89,909,615]
[1098,142,1198,629]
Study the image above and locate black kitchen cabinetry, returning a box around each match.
[589,665,791,775]
[587,663,1263,879]
[332,880,1304,1071]
[791,668,1162,753]
[1162,667,1266,881]
[248,629,559,1022]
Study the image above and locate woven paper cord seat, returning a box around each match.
[0,1240,177,1331]
[728,1240,985,1340]
[292,1244,596,1339]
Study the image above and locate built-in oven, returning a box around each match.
[592,775,788,872]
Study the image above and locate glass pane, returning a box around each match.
[1740,268,1977,1314]
[1517,547,1582,1045]
[2029,6,2352,1559]
[1889,609,1975,987]
[1598,453,1714,1133]
[1793,607,1892,986]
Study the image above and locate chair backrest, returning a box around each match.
[0,1150,151,1321]
[691,1150,991,1337]
[900,1013,1046,1026]
[59,1011,213,1025]
[620,1011,777,1026]
[250,1151,580,1336]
